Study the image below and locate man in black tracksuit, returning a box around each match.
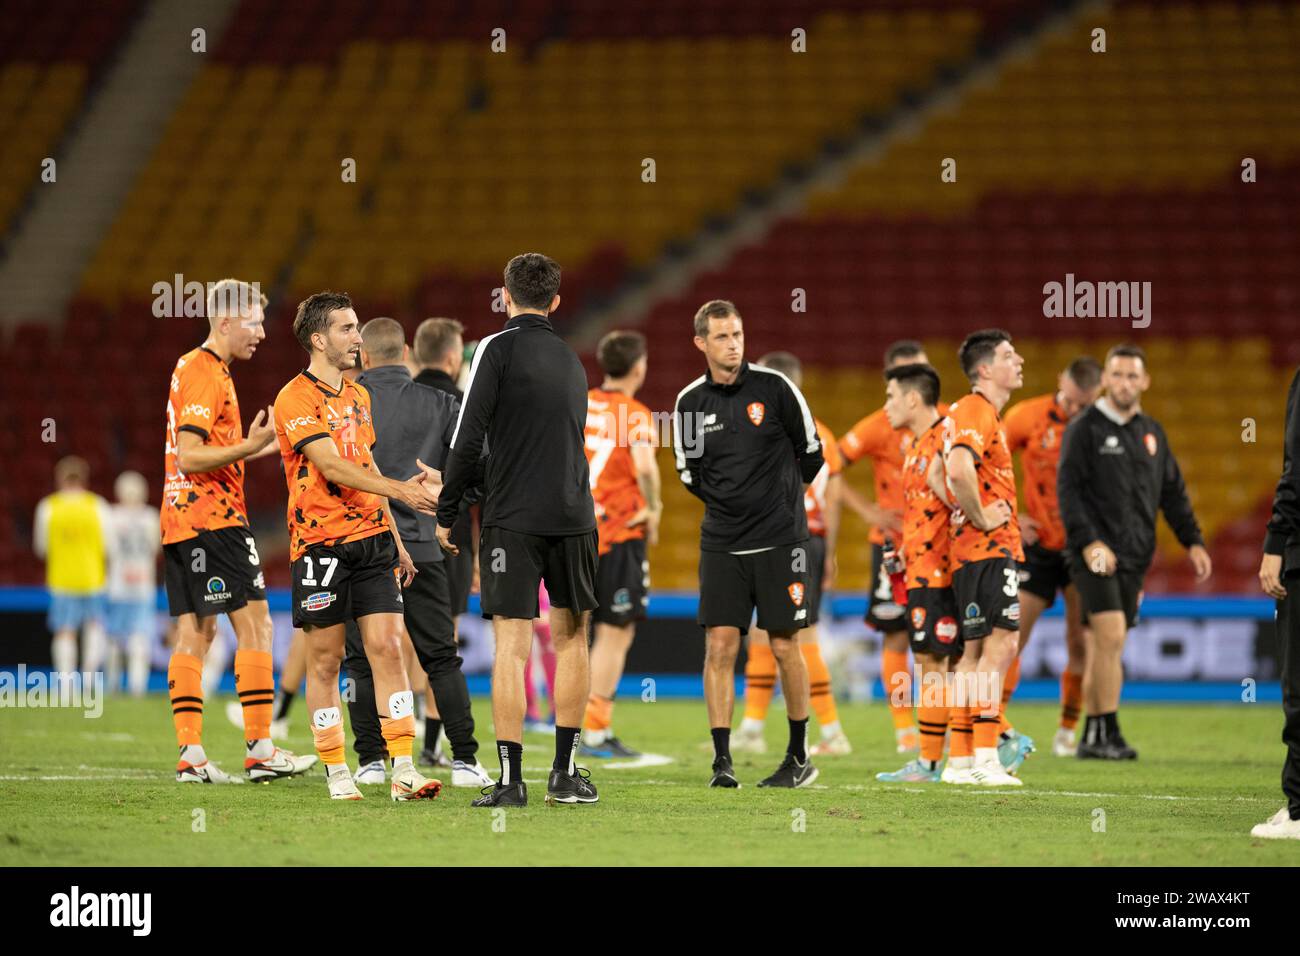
[1255,365,1300,839]
[414,317,476,622]
[673,299,824,789]
[436,253,599,809]
[341,317,492,789]
[1057,344,1211,759]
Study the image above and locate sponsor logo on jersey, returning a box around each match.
[611,587,633,614]
[1005,601,1021,623]
[203,576,230,602]
[794,608,807,621]
[911,606,926,630]
[788,582,804,606]
[746,402,765,426]
[1101,434,1124,455]
[301,591,336,612]
[935,616,959,644]
[965,602,980,619]
[1144,432,1157,456]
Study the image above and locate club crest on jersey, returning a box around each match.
[1144,432,1157,456]
[747,402,765,426]
[787,582,804,606]
[911,606,926,630]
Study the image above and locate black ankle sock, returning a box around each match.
[496,740,522,785]
[425,718,443,750]
[554,725,580,773]
[1101,711,1120,737]
[711,727,731,762]
[272,689,294,721]
[788,717,808,762]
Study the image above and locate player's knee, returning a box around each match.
[768,635,799,661]
[309,646,344,680]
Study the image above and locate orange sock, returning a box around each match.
[168,652,204,749]
[998,655,1021,735]
[801,642,838,727]
[381,714,416,759]
[311,707,346,766]
[744,643,777,721]
[584,694,613,733]
[234,649,275,741]
[918,704,949,764]
[949,705,973,758]
[1060,671,1083,730]
[882,647,914,728]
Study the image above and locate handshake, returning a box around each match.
[392,458,442,516]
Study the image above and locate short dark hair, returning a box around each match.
[693,299,740,338]
[293,291,352,354]
[360,316,405,363]
[597,330,647,378]
[503,253,561,311]
[1066,355,1102,390]
[958,328,1012,383]
[757,350,802,386]
[884,339,925,367]
[414,317,463,366]
[1106,343,1147,367]
[885,362,941,407]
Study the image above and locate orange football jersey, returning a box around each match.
[585,388,655,555]
[900,418,952,589]
[273,371,389,561]
[942,391,1023,567]
[161,347,249,544]
[840,403,949,545]
[804,418,843,537]
[838,408,906,546]
[1003,392,1070,552]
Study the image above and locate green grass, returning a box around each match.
[0,694,1294,865]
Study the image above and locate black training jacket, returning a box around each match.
[1057,399,1203,573]
[1264,367,1300,574]
[673,360,823,552]
[436,313,596,537]
[356,364,459,562]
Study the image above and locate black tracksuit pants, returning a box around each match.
[1277,572,1300,820]
[344,559,477,765]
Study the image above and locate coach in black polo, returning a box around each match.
[673,299,824,790]
[436,253,599,808]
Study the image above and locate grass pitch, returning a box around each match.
[0,694,1294,866]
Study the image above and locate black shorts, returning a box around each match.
[163,526,266,619]
[1067,551,1144,628]
[698,543,810,636]
[805,534,827,626]
[951,556,1022,641]
[479,526,599,620]
[1018,542,1071,606]
[866,542,907,633]
[907,586,963,657]
[594,539,649,627]
[291,533,404,629]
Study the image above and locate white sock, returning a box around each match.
[948,755,973,769]
[81,621,108,676]
[202,634,230,696]
[975,746,999,767]
[104,643,123,694]
[326,763,350,778]
[820,720,842,739]
[51,634,77,674]
[392,755,413,771]
[127,632,150,697]
[246,738,273,760]
[740,717,764,735]
[583,728,609,746]
[180,743,208,766]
